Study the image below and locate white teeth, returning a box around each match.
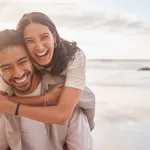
[36,51,47,56]
[15,75,27,83]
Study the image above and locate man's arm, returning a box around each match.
[65,106,93,150]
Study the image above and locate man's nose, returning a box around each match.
[13,66,24,78]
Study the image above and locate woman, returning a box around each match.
[0,12,95,130]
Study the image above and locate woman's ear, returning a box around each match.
[53,32,57,43]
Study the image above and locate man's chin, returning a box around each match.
[13,84,31,94]
[14,88,30,94]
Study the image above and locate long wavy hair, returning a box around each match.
[16,12,79,75]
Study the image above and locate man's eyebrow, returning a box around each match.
[0,64,11,68]
[0,56,28,68]
[18,56,28,62]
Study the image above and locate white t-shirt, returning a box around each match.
[62,49,86,90]
[47,49,86,90]
[0,49,86,94]
[16,82,54,150]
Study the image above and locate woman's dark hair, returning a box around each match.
[16,12,79,75]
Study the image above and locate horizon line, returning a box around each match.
[88,58,150,61]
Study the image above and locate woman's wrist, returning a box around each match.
[47,93,58,105]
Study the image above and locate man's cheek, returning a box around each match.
[2,74,10,83]
[0,73,4,78]
[27,62,33,69]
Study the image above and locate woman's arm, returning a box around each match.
[5,84,82,124]
[7,95,45,106]
[18,87,81,124]
[0,87,81,124]
[7,84,63,106]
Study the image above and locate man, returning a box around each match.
[0,30,93,150]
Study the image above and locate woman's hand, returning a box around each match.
[47,83,64,105]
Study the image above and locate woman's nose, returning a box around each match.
[35,42,44,51]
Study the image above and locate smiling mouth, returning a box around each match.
[11,74,29,87]
[35,50,48,57]
[14,75,27,83]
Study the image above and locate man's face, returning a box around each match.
[0,45,34,94]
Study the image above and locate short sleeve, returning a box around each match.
[64,49,86,90]
[0,77,13,96]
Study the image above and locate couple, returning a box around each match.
[0,12,95,150]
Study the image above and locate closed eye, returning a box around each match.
[41,35,49,40]
[19,60,27,64]
[2,67,12,71]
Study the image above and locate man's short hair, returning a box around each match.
[0,29,24,51]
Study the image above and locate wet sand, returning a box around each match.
[91,86,150,150]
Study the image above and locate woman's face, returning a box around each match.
[23,23,56,66]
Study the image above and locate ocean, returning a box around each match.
[87,60,150,150]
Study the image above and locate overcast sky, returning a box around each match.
[0,0,150,59]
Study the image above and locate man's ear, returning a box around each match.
[0,71,2,77]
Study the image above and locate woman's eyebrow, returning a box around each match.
[18,56,28,62]
[24,33,49,40]
[24,37,32,41]
[40,33,49,37]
